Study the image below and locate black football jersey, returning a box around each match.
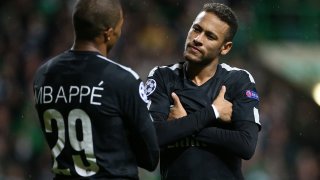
[33,50,159,179]
[146,61,260,180]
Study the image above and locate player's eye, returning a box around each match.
[206,32,217,41]
[192,25,202,33]
[207,35,214,40]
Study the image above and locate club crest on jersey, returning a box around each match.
[245,90,259,100]
[145,79,156,96]
[139,82,148,103]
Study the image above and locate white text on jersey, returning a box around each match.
[34,84,103,105]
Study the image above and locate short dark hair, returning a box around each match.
[202,3,238,42]
[72,0,122,40]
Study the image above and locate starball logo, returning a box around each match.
[245,90,259,100]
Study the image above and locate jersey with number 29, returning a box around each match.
[33,50,159,179]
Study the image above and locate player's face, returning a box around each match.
[183,11,232,65]
[107,10,124,51]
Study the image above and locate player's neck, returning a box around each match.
[186,60,218,86]
[72,40,107,56]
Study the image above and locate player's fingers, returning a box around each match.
[171,92,182,106]
[217,85,226,99]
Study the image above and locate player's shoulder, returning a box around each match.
[34,53,62,79]
[147,61,184,77]
[97,54,140,81]
[219,63,256,84]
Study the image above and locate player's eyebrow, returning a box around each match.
[205,30,218,40]
[193,24,218,40]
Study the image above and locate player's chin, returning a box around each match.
[184,52,201,63]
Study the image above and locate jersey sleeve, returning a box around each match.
[120,76,159,171]
[229,71,261,129]
[195,121,259,160]
[145,66,171,115]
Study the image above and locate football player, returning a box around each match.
[33,0,159,179]
[146,3,261,180]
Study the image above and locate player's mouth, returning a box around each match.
[187,44,202,54]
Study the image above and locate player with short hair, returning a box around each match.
[146,3,261,179]
[33,0,159,179]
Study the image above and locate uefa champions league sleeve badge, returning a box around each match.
[139,82,149,103]
[145,79,157,96]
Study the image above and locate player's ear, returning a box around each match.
[103,28,113,43]
[220,41,232,55]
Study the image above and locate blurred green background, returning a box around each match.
[0,0,319,179]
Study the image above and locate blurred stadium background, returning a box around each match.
[0,0,319,179]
